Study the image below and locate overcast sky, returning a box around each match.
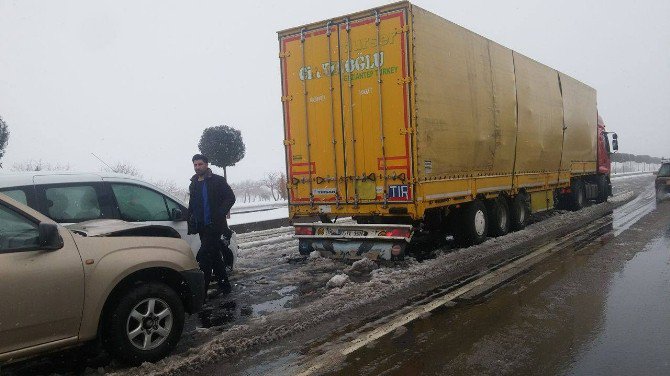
[1,0,668,185]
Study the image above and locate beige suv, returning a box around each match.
[0,193,205,366]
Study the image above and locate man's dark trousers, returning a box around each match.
[197,226,229,292]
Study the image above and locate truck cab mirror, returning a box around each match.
[39,222,64,250]
[611,133,619,152]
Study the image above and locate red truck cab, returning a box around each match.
[596,115,618,198]
[597,115,618,174]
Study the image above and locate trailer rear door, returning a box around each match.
[280,7,412,207]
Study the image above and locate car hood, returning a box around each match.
[65,219,181,238]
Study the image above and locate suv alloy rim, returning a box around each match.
[126,298,173,350]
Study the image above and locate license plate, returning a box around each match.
[327,229,366,237]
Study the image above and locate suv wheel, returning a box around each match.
[102,282,185,365]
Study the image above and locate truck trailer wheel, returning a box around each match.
[455,200,489,246]
[102,282,185,365]
[570,180,586,210]
[487,197,510,237]
[595,175,608,203]
[510,194,529,231]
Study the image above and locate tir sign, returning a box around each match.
[388,185,409,199]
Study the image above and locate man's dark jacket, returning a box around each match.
[187,169,235,236]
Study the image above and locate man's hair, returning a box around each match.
[192,154,208,163]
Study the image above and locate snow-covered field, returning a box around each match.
[228,206,288,226]
[230,200,287,212]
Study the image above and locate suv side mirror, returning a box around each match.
[39,222,64,250]
[171,208,184,221]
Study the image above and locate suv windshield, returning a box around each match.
[659,164,670,177]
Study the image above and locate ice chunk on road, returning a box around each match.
[344,257,378,277]
[327,274,350,288]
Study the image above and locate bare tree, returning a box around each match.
[278,172,288,200]
[153,179,189,203]
[231,179,274,203]
[11,159,71,171]
[245,180,261,202]
[257,188,272,201]
[251,182,273,202]
[262,172,282,201]
[0,115,9,168]
[104,162,142,177]
[229,182,243,202]
[230,181,253,203]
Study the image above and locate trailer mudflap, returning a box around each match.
[295,223,413,260]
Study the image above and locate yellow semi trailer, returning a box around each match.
[278,2,618,259]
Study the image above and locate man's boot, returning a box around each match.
[207,280,232,299]
[218,279,232,295]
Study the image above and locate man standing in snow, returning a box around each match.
[187,154,235,297]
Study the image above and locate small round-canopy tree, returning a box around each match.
[198,125,245,178]
[0,116,9,168]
